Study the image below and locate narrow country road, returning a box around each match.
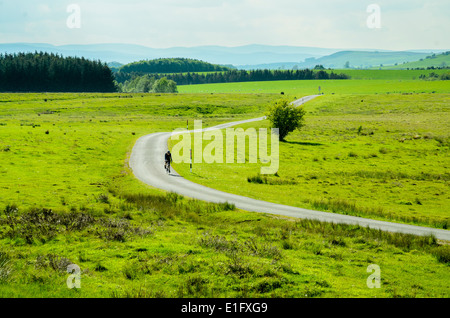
[129,95,450,241]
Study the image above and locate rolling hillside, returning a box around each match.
[379,51,450,69]
[296,51,434,69]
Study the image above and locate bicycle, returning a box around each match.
[164,160,171,174]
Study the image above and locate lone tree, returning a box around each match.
[266,99,306,141]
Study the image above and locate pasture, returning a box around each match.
[0,85,449,298]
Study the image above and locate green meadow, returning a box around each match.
[178,78,449,96]
[0,78,449,298]
[170,93,450,229]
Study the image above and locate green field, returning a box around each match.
[0,79,449,298]
[170,93,450,229]
[178,78,449,96]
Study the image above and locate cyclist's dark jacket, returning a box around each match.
[165,152,172,162]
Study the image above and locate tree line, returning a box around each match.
[118,58,233,74]
[115,69,350,86]
[118,75,178,93]
[0,52,117,92]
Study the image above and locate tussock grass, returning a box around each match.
[288,217,439,252]
[308,197,384,217]
[116,190,235,221]
[198,233,282,260]
[0,252,13,283]
[0,205,151,244]
[335,170,450,182]
[247,174,297,185]
[35,254,74,273]
[431,246,450,264]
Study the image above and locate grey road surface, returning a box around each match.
[129,95,450,241]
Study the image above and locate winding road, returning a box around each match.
[129,95,450,241]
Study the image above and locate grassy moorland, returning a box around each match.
[0,89,449,298]
[170,92,450,229]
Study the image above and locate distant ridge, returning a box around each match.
[0,43,447,69]
[0,43,343,65]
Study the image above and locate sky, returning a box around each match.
[0,0,449,50]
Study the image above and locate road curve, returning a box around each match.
[129,95,450,241]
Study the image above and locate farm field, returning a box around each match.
[178,77,449,96]
[0,87,449,298]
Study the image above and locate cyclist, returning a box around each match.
[164,150,172,173]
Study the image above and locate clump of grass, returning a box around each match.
[309,197,361,215]
[97,194,110,204]
[335,170,449,182]
[0,252,13,283]
[35,254,73,273]
[307,197,446,229]
[198,233,282,260]
[0,205,151,243]
[433,136,450,147]
[96,217,153,242]
[224,252,254,278]
[115,190,235,221]
[253,277,288,294]
[431,246,450,264]
[291,218,438,252]
[181,275,210,297]
[1,207,97,243]
[247,174,297,185]
[198,233,240,253]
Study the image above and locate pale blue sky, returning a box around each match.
[0,0,448,49]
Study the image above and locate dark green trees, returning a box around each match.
[0,52,117,92]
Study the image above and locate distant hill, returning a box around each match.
[379,51,450,69]
[236,51,449,70]
[0,43,447,70]
[0,43,340,65]
[118,58,233,74]
[294,51,435,69]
